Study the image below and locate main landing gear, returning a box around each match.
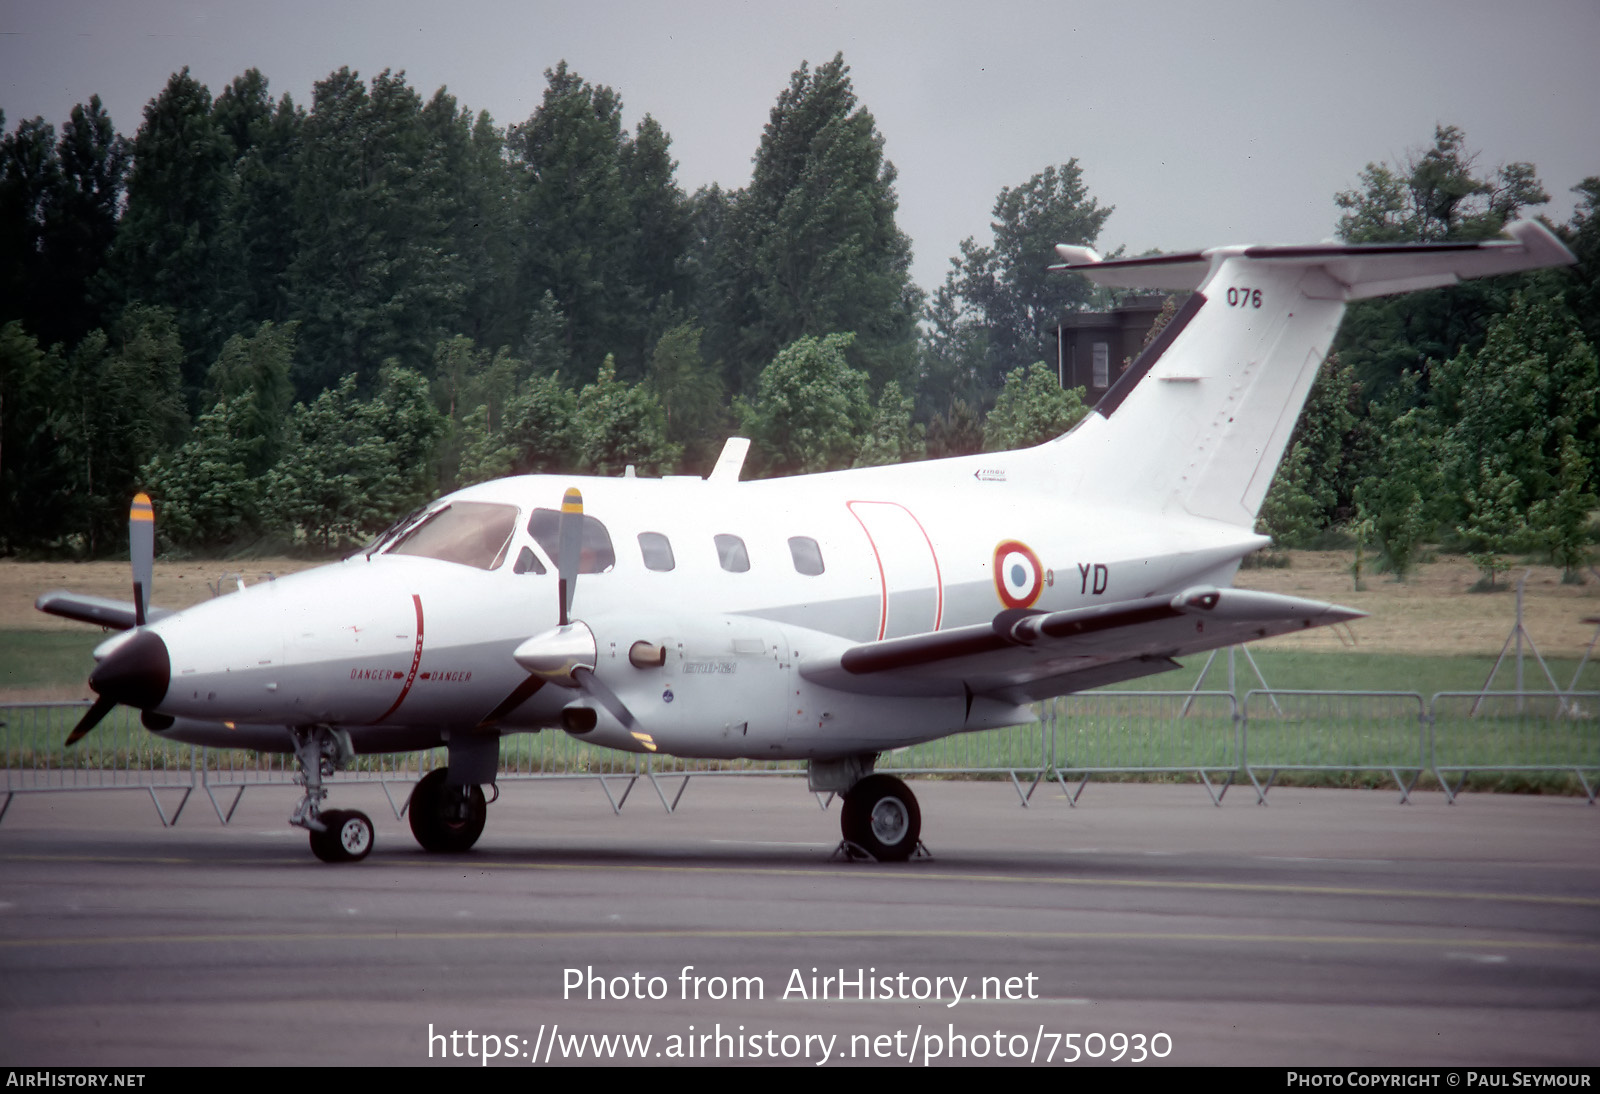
[407,768,487,853]
[290,725,373,863]
[840,773,923,862]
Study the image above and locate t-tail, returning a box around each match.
[1046,221,1576,528]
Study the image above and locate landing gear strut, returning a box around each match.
[407,768,487,853]
[290,725,373,863]
[840,774,922,862]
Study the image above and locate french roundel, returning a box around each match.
[993,540,1043,609]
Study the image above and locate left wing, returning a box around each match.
[798,586,1361,704]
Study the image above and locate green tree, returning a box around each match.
[53,307,190,555]
[925,399,984,459]
[428,335,521,488]
[738,332,872,475]
[1528,435,1596,580]
[1432,295,1599,582]
[264,365,446,549]
[286,69,468,395]
[210,71,303,336]
[1332,125,1552,404]
[0,322,79,551]
[202,320,298,475]
[511,64,689,382]
[709,55,920,394]
[452,369,580,488]
[982,362,1088,452]
[647,322,726,474]
[928,162,1114,410]
[1558,177,1600,350]
[0,113,60,332]
[1435,295,1598,510]
[1457,460,1526,590]
[101,69,234,391]
[854,381,922,467]
[1258,443,1327,549]
[1352,394,1442,578]
[38,97,128,349]
[1255,355,1368,546]
[572,354,679,476]
[141,392,265,549]
[2,102,128,351]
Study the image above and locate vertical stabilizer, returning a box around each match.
[1046,221,1576,528]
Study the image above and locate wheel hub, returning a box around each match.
[870,797,909,845]
[338,816,372,856]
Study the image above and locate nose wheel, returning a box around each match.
[840,774,922,861]
[310,809,375,863]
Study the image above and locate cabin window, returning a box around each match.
[386,501,517,570]
[527,509,616,574]
[638,531,675,572]
[788,536,824,576]
[1092,342,1110,388]
[714,534,750,573]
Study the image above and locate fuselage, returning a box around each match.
[130,442,1264,760]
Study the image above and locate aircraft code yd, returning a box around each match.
[35,221,1575,861]
[563,965,1040,1005]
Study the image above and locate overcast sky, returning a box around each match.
[3,0,1596,295]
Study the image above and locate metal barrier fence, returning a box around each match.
[1429,691,1599,804]
[1242,690,1429,803]
[1047,691,1240,804]
[3,689,1596,824]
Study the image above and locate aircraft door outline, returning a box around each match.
[845,500,944,640]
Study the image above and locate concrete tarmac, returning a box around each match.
[0,776,1596,1067]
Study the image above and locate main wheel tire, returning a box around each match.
[840,774,921,862]
[408,768,487,853]
[310,809,373,863]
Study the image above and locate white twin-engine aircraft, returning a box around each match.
[38,221,1575,862]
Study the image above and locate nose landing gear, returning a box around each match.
[289,725,373,863]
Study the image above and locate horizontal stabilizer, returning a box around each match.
[799,586,1362,703]
[35,591,171,631]
[1051,220,1574,297]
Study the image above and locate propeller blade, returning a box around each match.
[65,695,117,747]
[573,667,637,731]
[556,487,583,627]
[129,493,154,627]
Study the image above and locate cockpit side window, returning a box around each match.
[513,546,545,575]
[638,532,675,572]
[386,502,518,570]
[528,509,616,574]
[715,534,750,573]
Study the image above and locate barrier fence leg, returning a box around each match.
[205,783,248,824]
[380,779,410,821]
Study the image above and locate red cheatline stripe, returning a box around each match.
[371,594,424,724]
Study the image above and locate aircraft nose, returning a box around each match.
[88,629,170,710]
